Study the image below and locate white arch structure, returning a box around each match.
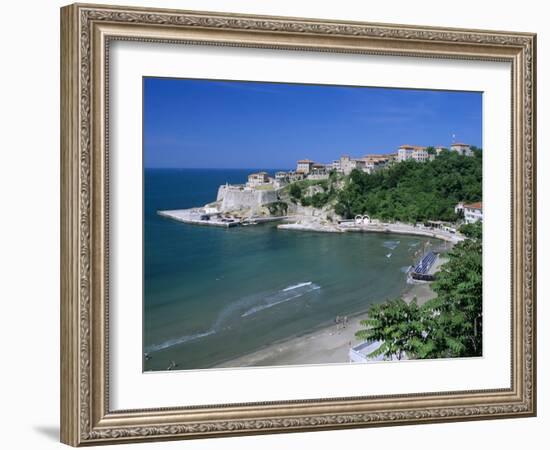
[354,214,371,224]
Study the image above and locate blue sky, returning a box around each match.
[143,77,482,169]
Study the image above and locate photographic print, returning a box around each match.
[61,5,536,444]
[143,78,483,372]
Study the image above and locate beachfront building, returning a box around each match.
[463,202,483,223]
[246,171,270,188]
[450,142,474,156]
[349,340,405,363]
[397,144,429,162]
[296,159,315,174]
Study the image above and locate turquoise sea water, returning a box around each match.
[144,169,432,371]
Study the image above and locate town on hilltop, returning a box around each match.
[158,141,482,234]
[248,142,475,190]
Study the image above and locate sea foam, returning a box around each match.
[241,282,320,318]
[146,329,216,352]
[283,281,312,292]
[147,282,321,352]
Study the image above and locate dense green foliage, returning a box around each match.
[459,222,483,240]
[426,223,483,357]
[288,177,339,208]
[265,201,288,216]
[355,299,425,360]
[335,150,482,222]
[289,183,303,201]
[356,221,483,359]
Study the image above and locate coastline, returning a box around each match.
[279,219,463,243]
[213,281,436,368]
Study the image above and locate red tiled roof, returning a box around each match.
[363,155,390,161]
[464,202,482,210]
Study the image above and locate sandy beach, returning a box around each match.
[214,281,436,368]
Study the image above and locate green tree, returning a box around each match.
[334,151,482,222]
[459,221,482,240]
[289,183,302,200]
[355,226,483,360]
[334,188,355,218]
[355,299,426,360]
[423,237,483,357]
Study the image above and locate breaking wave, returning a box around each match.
[242,282,321,318]
[146,282,321,352]
[283,281,313,291]
[145,330,216,352]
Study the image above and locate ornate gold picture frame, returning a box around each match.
[60,3,536,446]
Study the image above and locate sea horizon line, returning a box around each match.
[144,167,293,171]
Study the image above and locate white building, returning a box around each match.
[397,145,429,162]
[339,155,366,175]
[463,202,482,223]
[456,201,483,223]
[274,171,290,187]
[287,171,305,182]
[349,340,405,363]
[296,159,315,174]
[246,172,270,188]
[308,163,329,180]
[450,142,474,156]
[361,154,390,173]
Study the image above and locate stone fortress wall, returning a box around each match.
[217,184,279,212]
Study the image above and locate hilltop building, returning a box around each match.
[246,172,271,188]
[338,155,366,175]
[397,145,429,162]
[361,154,391,173]
[274,171,290,187]
[248,139,476,194]
[309,163,329,180]
[296,159,315,174]
[274,170,305,188]
[450,142,474,156]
